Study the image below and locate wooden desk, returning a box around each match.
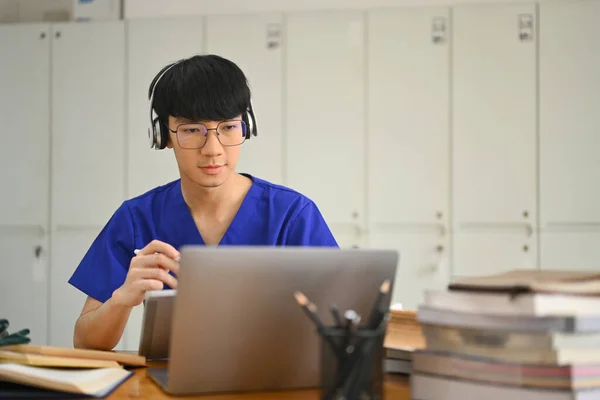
[108,362,411,399]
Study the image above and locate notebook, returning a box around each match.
[0,363,132,398]
[0,345,145,367]
[0,351,120,369]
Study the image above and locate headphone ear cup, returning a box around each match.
[243,112,252,139]
[151,117,161,149]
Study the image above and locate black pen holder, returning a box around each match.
[319,315,389,400]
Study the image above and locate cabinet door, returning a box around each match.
[50,229,127,350]
[540,1,600,225]
[285,11,365,239]
[51,21,125,228]
[369,231,449,311]
[127,17,203,199]
[541,230,600,272]
[453,228,537,277]
[0,229,49,345]
[368,7,450,226]
[453,4,537,224]
[0,24,50,227]
[206,13,284,185]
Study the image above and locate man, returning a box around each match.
[69,54,338,350]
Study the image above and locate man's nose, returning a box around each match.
[200,130,223,155]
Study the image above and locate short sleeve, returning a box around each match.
[286,201,339,247]
[68,202,135,303]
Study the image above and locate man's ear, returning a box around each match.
[166,136,173,149]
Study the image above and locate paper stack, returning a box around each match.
[0,345,145,398]
[410,270,600,400]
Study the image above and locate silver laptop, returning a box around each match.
[147,246,399,396]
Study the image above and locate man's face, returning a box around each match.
[167,115,243,188]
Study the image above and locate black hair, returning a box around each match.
[149,54,252,130]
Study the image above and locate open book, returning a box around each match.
[0,363,132,398]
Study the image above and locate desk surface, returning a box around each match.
[108,362,411,399]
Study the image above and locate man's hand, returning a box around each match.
[112,240,180,308]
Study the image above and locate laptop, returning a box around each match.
[147,246,399,396]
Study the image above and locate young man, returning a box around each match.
[69,54,338,350]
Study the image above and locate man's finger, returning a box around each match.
[135,279,164,292]
[136,240,180,261]
[135,253,180,276]
[138,268,178,289]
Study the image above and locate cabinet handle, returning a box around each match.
[55,31,61,39]
[436,245,444,253]
[34,246,42,258]
[523,244,529,253]
[40,32,46,39]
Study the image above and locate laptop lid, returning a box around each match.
[165,246,398,395]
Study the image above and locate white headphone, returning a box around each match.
[147,60,258,150]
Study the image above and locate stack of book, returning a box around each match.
[410,270,600,400]
[383,309,425,374]
[0,344,145,398]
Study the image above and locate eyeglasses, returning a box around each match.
[169,120,247,149]
[0,319,30,346]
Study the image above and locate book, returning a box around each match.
[423,289,600,317]
[449,270,600,296]
[425,338,600,365]
[0,345,146,367]
[421,324,600,351]
[0,351,121,369]
[0,363,132,398]
[417,306,600,333]
[413,350,600,390]
[411,373,600,400]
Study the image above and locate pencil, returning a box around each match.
[330,303,343,328]
[293,292,326,332]
[366,280,391,329]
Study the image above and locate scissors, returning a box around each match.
[0,319,31,346]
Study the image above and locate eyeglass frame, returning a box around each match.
[168,119,248,149]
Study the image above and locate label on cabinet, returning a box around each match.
[432,17,447,44]
[266,23,282,50]
[518,14,534,42]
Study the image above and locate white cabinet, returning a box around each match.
[539,0,600,271]
[285,11,365,247]
[0,230,49,345]
[453,229,537,278]
[49,230,126,350]
[126,17,203,199]
[452,4,538,276]
[367,8,451,307]
[0,24,51,344]
[453,4,537,224]
[50,21,126,348]
[206,13,284,185]
[51,21,126,228]
[369,231,449,310]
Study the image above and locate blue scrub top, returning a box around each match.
[68,174,338,303]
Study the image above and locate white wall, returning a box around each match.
[124,0,559,18]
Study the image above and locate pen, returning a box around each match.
[134,249,181,262]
